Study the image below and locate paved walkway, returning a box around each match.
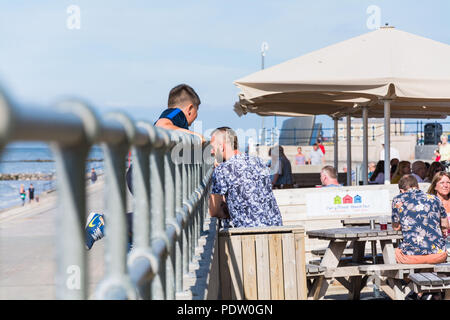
[0,179,108,299]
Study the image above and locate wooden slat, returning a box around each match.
[421,273,445,286]
[242,235,257,300]
[269,233,284,300]
[436,275,450,285]
[255,234,271,300]
[380,240,396,265]
[294,232,308,300]
[359,264,435,272]
[306,264,319,273]
[435,263,450,273]
[409,273,432,286]
[219,225,305,236]
[229,235,244,300]
[282,233,297,300]
[219,236,232,299]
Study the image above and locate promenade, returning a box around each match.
[0,178,109,299]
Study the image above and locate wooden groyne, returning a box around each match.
[0,173,55,180]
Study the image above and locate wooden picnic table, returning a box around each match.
[306,226,415,300]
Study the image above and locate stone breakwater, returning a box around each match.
[0,173,55,180]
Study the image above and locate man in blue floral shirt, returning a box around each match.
[392,174,448,264]
[209,127,283,228]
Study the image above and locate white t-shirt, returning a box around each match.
[309,149,324,165]
[379,147,400,161]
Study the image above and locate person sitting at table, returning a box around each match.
[391,160,411,184]
[320,166,342,187]
[269,145,293,189]
[411,160,427,183]
[427,171,450,227]
[424,161,445,183]
[392,174,448,265]
[369,160,385,184]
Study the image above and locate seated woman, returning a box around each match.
[424,161,445,183]
[391,161,411,184]
[368,160,385,184]
[269,146,293,189]
[428,171,450,229]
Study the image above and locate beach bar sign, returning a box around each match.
[306,189,390,217]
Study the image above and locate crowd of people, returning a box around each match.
[81,83,450,301]
[368,158,447,185]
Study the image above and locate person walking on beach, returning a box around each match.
[90,168,97,184]
[19,184,26,206]
[28,183,35,203]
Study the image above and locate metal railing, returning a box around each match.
[0,90,214,299]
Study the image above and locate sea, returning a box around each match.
[0,142,104,211]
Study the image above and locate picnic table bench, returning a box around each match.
[408,263,450,299]
[341,216,391,227]
[305,226,443,300]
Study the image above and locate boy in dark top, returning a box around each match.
[28,184,35,203]
[125,84,204,194]
[85,84,204,250]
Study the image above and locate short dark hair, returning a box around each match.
[211,127,239,150]
[168,84,201,108]
[398,174,419,191]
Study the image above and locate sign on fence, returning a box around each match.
[306,189,390,217]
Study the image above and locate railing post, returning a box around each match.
[163,130,178,299]
[52,144,89,299]
[181,135,191,278]
[95,112,136,300]
[169,132,185,295]
[52,101,100,300]
[126,121,153,300]
[148,127,170,300]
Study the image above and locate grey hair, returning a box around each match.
[211,127,239,150]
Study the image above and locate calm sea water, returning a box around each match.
[0,142,104,210]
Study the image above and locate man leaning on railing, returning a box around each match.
[208,127,283,228]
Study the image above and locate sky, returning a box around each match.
[1,0,450,142]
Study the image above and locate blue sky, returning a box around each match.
[1,0,450,139]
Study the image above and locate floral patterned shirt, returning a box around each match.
[211,153,283,228]
[391,189,447,255]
